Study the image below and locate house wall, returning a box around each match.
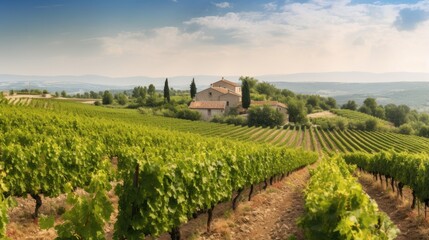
[195,88,223,101]
[219,94,241,108]
[234,86,242,94]
[195,108,224,121]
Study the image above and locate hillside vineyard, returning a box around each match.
[0,100,317,238]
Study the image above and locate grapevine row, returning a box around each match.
[299,156,399,239]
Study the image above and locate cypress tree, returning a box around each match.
[242,80,250,108]
[190,78,197,99]
[163,78,170,103]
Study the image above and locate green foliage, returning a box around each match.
[39,215,55,230]
[326,97,337,109]
[344,151,429,204]
[175,108,201,121]
[341,100,357,111]
[102,91,113,105]
[299,157,399,240]
[241,80,250,109]
[61,90,67,98]
[132,86,147,99]
[190,78,197,99]
[56,170,112,239]
[255,82,280,98]
[0,165,16,239]
[385,104,410,127]
[40,168,113,239]
[287,99,307,124]
[399,123,413,135]
[211,115,247,126]
[330,109,392,131]
[239,76,258,89]
[148,84,156,96]
[163,78,170,103]
[247,105,284,127]
[365,119,378,131]
[114,135,317,238]
[116,93,128,105]
[418,125,429,138]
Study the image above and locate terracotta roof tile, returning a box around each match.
[189,101,226,110]
[210,87,229,94]
[212,79,240,87]
[210,87,241,96]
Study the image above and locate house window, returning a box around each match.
[208,109,212,116]
[227,101,229,106]
[209,92,212,96]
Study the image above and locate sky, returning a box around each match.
[0,0,429,77]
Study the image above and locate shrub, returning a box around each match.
[176,109,201,121]
[248,105,284,128]
[365,119,378,131]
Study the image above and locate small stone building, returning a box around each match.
[189,101,226,121]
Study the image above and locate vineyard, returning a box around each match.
[0,100,317,238]
[331,109,394,129]
[12,99,427,157]
[1,99,429,239]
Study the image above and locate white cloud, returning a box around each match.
[214,2,231,9]
[264,2,277,11]
[7,0,429,77]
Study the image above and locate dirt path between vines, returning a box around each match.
[6,166,311,240]
[157,166,311,240]
[359,172,429,240]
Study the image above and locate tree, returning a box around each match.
[242,80,251,109]
[365,119,378,131]
[341,100,357,111]
[61,90,67,98]
[163,78,170,103]
[239,76,258,89]
[132,87,140,98]
[117,93,128,105]
[287,99,307,124]
[102,91,113,105]
[148,84,156,96]
[326,97,337,109]
[358,105,372,115]
[399,124,413,135]
[418,125,429,138]
[247,105,284,127]
[190,78,197,99]
[255,82,279,98]
[385,104,410,127]
[374,106,385,119]
[361,98,377,115]
[306,96,320,108]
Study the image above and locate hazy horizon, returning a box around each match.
[1,0,429,78]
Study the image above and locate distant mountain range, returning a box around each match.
[1,72,429,111]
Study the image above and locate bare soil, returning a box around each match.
[6,166,311,240]
[188,166,310,240]
[359,172,429,240]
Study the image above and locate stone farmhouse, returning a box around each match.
[189,77,288,121]
[189,78,242,120]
